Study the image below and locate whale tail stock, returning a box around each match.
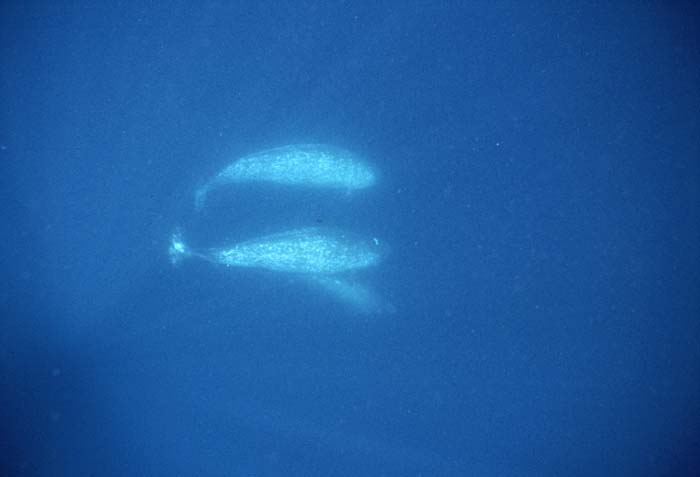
[194,185,207,212]
[169,227,191,265]
[195,175,227,211]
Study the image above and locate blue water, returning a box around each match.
[2,2,699,475]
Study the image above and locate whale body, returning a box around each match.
[169,227,386,274]
[169,227,391,313]
[195,144,376,210]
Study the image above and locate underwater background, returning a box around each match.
[2,1,698,475]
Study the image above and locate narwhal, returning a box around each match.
[169,227,386,274]
[169,227,392,313]
[195,144,376,210]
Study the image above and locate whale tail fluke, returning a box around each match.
[169,228,190,265]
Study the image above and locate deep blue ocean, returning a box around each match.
[2,2,699,476]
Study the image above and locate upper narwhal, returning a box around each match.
[195,144,376,210]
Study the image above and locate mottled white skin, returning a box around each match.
[195,144,376,210]
[212,227,384,274]
[170,227,385,275]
